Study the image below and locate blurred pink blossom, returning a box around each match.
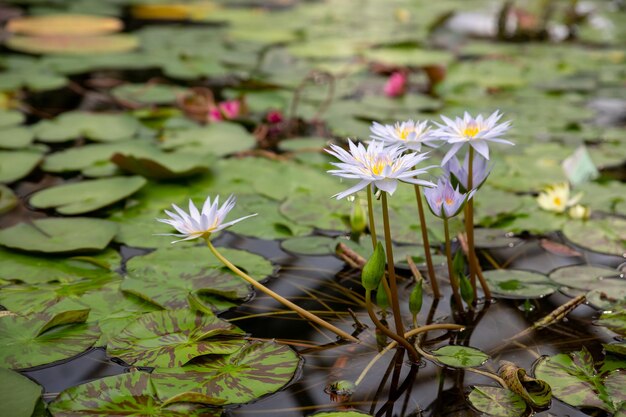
[384,72,407,97]
[266,110,283,124]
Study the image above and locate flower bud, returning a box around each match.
[568,204,590,220]
[376,280,390,310]
[361,242,386,291]
[350,197,367,235]
[409,281,423,316]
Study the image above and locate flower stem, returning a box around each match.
[364,289,419,362]
[206,240,359,343]
[366,184,378,250]
[443,217,464,308]
[380,192,405,338]
[413,184,440,299]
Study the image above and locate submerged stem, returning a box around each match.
[381,192,405,338]
[206,240,359,343]
[443,217,464,309]
[413,184,441,299]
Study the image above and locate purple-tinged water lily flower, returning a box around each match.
[443,151,492,192]
[370,120,440,152]
[434,110,513,165]
[157,195,256,243]
[424,177,474,219]
[326,140,435,199]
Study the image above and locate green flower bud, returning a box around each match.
[459,273,474,305]
[376,280,390,310]
[361,242,386,291]
[350,197,367,234]
[409,281,423,316]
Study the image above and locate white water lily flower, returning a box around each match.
[157,195,256,243]
[568,204,590,220]
[369,120,439,152]
[434,110,513,165]
[536,183,582,213]
[326,140,435,199]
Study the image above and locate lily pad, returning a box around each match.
[0,126,34,149]
[0,185,18,214]
[6,14,123,36]
[107,309,246,367]
[112,83,187,105]
[49,371,221,417]
[0,218,118,254]
[534,347,625,413]
[0,151,42,183]
[152,341,301,406]
[160,122,256,156]
[34,111,143,143]
[548,265,623,306]
[0,368,43,417]
[563,218,626,257]
[0,110,24,128]
[467,386,527,417]
[29,176,147,215]
[0,309,99,369]
[111,149,212,179]
[0,247,120,285]
[595,311,626,336]
[6,34,139,55]
[123,247,273,312]
[483,269,557,299]
[430,345,489,368]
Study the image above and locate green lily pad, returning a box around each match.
[123,247,273,313]
[34,111,143,143]
[467,386,527,417]
[0,185,18,214]
[0,309,99,369]
[0,218,118,254]
[112,83,187,105]
[107,309,246,367]
[0,247,120,285]
[595,311,626,336]
[473,228,523,249]
[364,47,454,67]
[279,191,349,232]
[483,269,557,299]
[281,235,337,255]
[29,176,147,214]
[0,126,34,149]
[548,265,622,303]
[604,342,626,357]
[49,372,221,417]
[5,34,139,55]
[563,218,626,257]
[0,110,24,128]
[0,368,43,417]
[160,122,256,156]
[111,149,212,179]
[430,345,489,368]
[0,150,42,183]
[534,347,625,413]
[152,341,301,406]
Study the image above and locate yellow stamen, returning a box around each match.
[396,127,410,141]
[445,197,454,205]
[553,197,562,207]
[463,122,480,138]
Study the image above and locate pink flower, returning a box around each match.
[208,107,223,122]
[219,100,241,119]
[384,72,407,97]
[266,110,283,124]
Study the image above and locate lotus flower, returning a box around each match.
[434,110,513,165]
[423,177,473,219]
[326,140,434,199]
[370,120,439,152]
[157,195,256,243]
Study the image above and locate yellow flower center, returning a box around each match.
[368,154,394,176]
[463,122,480,138]
[553,196,563,207]
[396,127,410,141]
[445,197,454,205]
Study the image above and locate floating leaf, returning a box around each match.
[107,309,246,367]
[0,150,42,183]
[111,149,212,179]
[467,386,527,417]
[595,311,626,336]
[112,83,187,105]
[534,348,620,412]
[160,122,256,156]
[0,247,120,285]
[152,341,301,406]
[6,34,139,55]
[0,185,18,214]
[0,310,99,369]
[49,371,221,417]
[499,361,552,408]
[0,368,43,417]
[123,247,273,312]
[0,218,118,254]
[0,126,34,149]
[6,15,123,36]
[563,218,626,257]
[34,112,143,143]
[29,176,147,214]
[473,228,523,249]
[281,235,337,255]
[483,269,557,299]
[430,345,489,368]
[548,265,624,308]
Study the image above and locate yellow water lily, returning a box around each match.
[536,183,582,213]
